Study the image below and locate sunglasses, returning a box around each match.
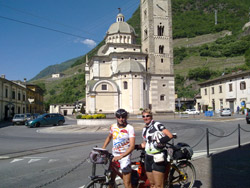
[116,115,127,119]
[142,115,151,118]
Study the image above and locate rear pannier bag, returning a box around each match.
[173,142,193,160]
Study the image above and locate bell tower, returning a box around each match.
[140,0,175,113]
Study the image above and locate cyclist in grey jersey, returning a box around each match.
[136,109,173,188]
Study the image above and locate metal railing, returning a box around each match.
[206,124,250,157]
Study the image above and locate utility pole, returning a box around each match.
[215,10,218,25]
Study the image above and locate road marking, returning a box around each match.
[199,117,245,122]
[48,159,58,163]
[0,156,10,159]
[28,159,41,163]
[193,151,207,159]
[24,157,47,159]
[10,158,24,163]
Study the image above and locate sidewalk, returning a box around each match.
[193,143,250,188]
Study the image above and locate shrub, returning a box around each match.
[76,115,82,119]
[77,114,106,119]
[86,115,93,119]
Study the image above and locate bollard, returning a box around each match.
[206,128,210,157]
[238,124,241,148]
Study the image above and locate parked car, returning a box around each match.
[185,109,200,115]
[12,113,32,125]
[246,109,250,124]
[220,108,232,116]
[32,113,40,119]
[25,113,65,128]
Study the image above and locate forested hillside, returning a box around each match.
[30,57,82,81]
[31,0,250,110]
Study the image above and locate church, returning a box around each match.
[85,0,175,114]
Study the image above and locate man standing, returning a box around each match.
[102,109,135,188]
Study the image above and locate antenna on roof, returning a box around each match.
[118,8,121,13]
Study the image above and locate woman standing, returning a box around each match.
[136,109,173,188]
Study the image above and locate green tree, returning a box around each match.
[49,89,56,95]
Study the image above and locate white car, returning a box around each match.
[220,108,232,116]
[185,109,200,115]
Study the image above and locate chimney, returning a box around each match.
[24,78,27,83]
[1,74,5,79]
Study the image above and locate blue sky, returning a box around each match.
[0,0,140,81]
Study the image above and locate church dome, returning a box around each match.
[107,13,136,35]
[115,59,145,73]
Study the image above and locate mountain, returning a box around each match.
[30,0,250,109]
[29,56,82,81]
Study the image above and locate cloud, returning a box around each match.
[75,38,97,48]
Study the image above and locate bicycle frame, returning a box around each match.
[169,163,187,184]
[131,161,150,188]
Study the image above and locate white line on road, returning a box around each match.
[23,157,47,159]
[28,159,41,163]
[10,158,24,163]
[0,156,10,159]
[48,159,59,163]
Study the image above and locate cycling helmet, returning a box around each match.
[115,109,128,118]
[152,131,165,144]
[152,131,165,149]
[89,148,108,164]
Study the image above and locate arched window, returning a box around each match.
[157,25,164,36]
[159,45,164,54]
[123,81,128,89]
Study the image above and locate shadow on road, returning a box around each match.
[211,143,250,188]
[0,121,12,128]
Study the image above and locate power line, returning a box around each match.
[0,15,101,42]
[0,2,97,37]
[0,1,139,37]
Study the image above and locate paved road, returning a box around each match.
[0,114,250,188]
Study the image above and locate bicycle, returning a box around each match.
[85,147,148,188]
[85,135,196,188]
[165,140,196,188]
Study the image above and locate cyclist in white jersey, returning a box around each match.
[102,109,135,188]
[135,109,173,188]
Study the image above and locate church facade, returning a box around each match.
[85,0,175,114]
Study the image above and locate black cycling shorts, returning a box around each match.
[145,154,167,173]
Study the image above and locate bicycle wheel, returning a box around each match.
[85,179,107,188]
[168,161,196,188]
[85,178,118,188]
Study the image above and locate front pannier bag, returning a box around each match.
[89,148,109,164]
[173,142,193,160]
